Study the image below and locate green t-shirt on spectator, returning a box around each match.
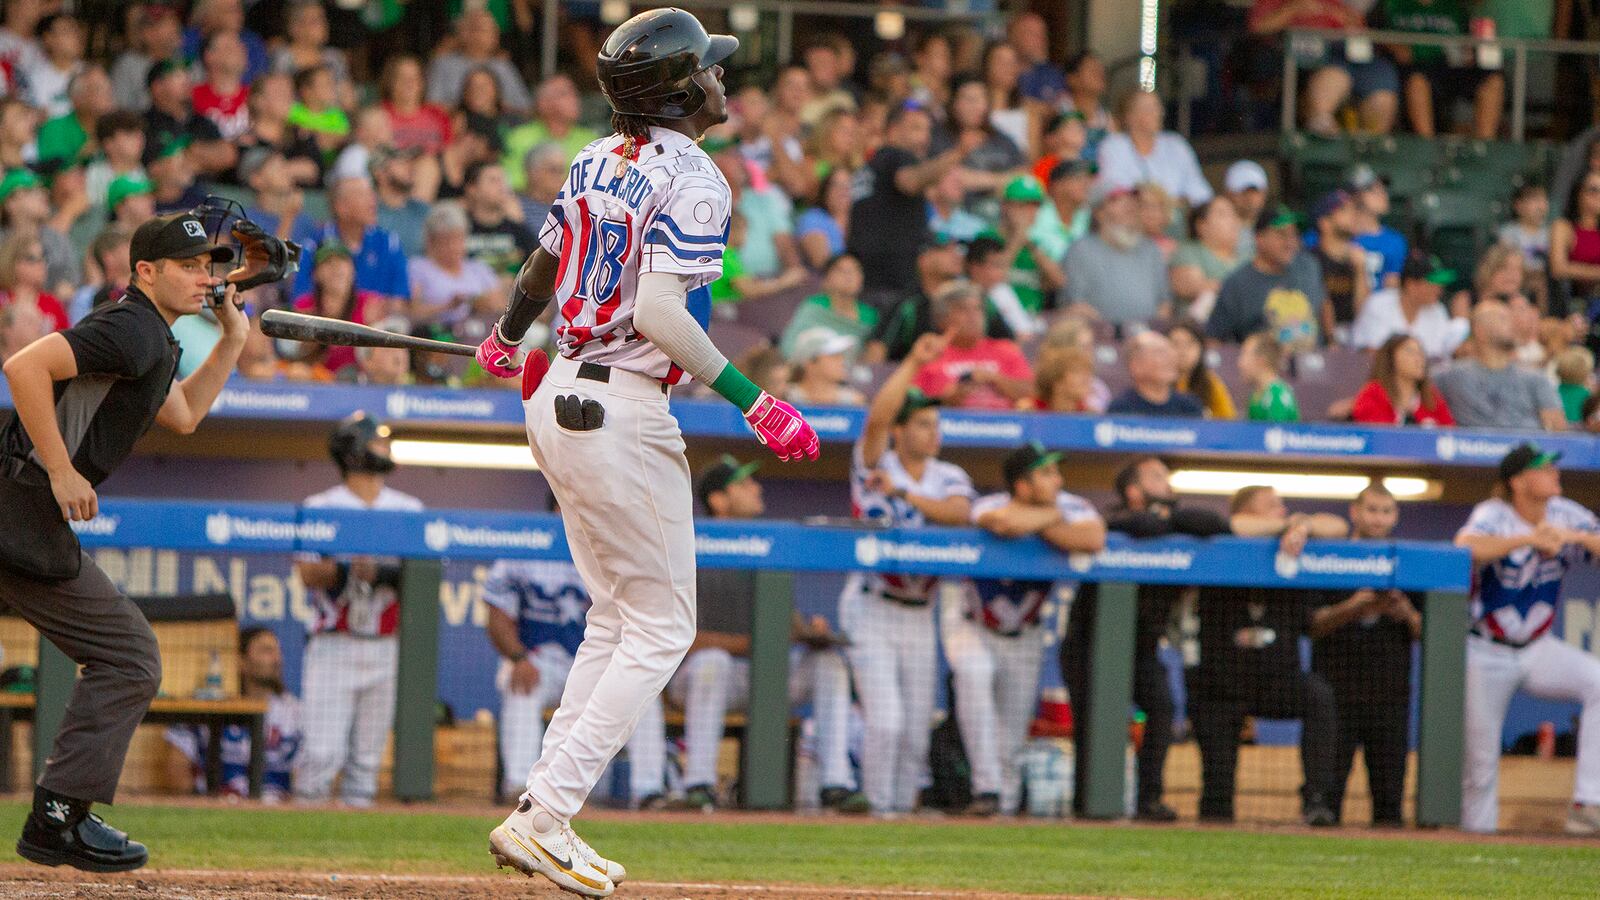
[1480,0,1554,39]
[1559,382,1590,423]
[1249,379,1300,422]
[1378,0,1467,66]
[36,114,87,164]
[288,103,350,137]
[710,245,746,304]
[778,294,880,361]
[502,122,599,192]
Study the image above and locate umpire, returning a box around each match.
[0,211,245,871]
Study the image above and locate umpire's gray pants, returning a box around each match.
[0,552,161,804]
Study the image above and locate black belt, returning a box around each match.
[1475,629,1535,649]
[576,361,669,395]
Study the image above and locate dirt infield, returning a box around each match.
[0,865,1066,899]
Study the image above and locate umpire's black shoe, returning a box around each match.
[16,787,147,872]
[1134,800,1179,823]
[1303,803,1339,828]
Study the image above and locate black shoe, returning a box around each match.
[636,793,669,811]
[820,786,871,814]
[1134,801,1179,823]
[670,784,716,812]
[963,793,1000,817]
[16,788,147,873]
[1304,804,1338,827]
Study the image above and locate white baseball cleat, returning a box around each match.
[565,823,626,885]
[1565,803,1600,835]
[490,798,614,897]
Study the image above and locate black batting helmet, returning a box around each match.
[597,8,738,120]
[329,412,395,477]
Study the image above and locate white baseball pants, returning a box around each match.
[497,643,575,798]
[625,695,667,802]
[841,578,938,813]
[941,597,1045,814]
[520,355,698,822]
[294,632,398,804]
[1462,634,1600,832]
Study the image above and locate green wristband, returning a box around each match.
[710,363,763,413]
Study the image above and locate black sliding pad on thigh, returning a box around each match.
[580,399,605,430]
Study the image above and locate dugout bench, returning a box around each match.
[0,594,269,798]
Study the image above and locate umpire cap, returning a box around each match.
[129,212,235,267]
[597,8,737,120]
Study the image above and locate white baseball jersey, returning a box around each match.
[964,490,1101,634]
[849,441,975,603]
[299,484,424,637]
[538,126,730,384]
[1457,496,1597,645]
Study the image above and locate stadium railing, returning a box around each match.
[47,497,1475,825]
[2,380,1588,471]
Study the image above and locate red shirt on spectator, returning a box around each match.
[1349,380,1455,427]
[292,290,381,373]
[1247,0,1354,31]
[914,339,1034,411]
[192,83,251,140]
[0,291,69,332]
[384,102,453,155]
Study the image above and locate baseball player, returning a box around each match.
[947,442,1105,816]
[473,9,819,895]
[843,333,975,816]
[293,413,423,807]
[484,496,592,802]
[1455,443,1600,835]
[0,211,264,871]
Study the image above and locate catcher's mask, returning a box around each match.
[193,195,303,308]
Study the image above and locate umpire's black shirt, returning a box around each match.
[0,286,179,485]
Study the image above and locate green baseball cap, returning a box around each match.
[313,240,354,267]
[1401,251,1456,286]
[895,387,942,425]
[0,168,41,204]
[1002,440,1064,489]
[697,454,760,511]
[106,174,153,214]
[1498,442,1561,485]
[1254,204,1303,233]
[1002,174,1046,204]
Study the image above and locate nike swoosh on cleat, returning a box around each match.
[505,828,607,892]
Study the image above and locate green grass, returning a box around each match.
[3,801,1598,898]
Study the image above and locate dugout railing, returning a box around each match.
[45,498,1473,824]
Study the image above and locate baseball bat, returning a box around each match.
[259,308,477,357]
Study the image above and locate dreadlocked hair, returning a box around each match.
[612,112,656,177]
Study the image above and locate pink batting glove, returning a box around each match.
[744,392,820,462]
[476,322,527,378]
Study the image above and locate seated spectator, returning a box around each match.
[1039,157,1095,256]
[380,55,451,156]
[927,166,988,245]
[460,67,516,138]
[1207,207,1326,353]
[1011,11,1066,105]
[1169,318,1236,418]
[1556,346,1594,424]
[1061,52,1115,155]
[869,238,967,363]
[707,211,806,307]
[1107,331,1205,417]
[235,72,321,187]
[1376,0,1503,139]
[730,83,811,202]
[1027,345,1098,412]
[144,59,234,178]
[989,175,1065,330]
[1469,242,1528,314]
[1063,180,1170,325]
[293,243,381,375]
[408,203,501,329]
[933,75,1025,193]
[0,98,40,171]
[183,0,270,85]
[146,139,209,216]
[1223,160,1270,258]
[425,10,532,116]
[1200,486,1347,826]
[273,0,352,102]
[1351,252,1470,361]
[913,280,1033,410]
[1097,90,1211,206]
[192,30,251,142]
[517,142,568,232]
[0,231,69,331]
[1247,0,1399,134]
[1334,165,1407,293]
[981,41,1040,158]
[67,227,130,324]
[1435,301,1566,430]
[22,13,86,120]
[164,628,301,802]
[1307,190,1370,338]
[1508,294,1545,370]
[329,105,393,185]
[0,299,46,363]
[1039,315,1112,411]
[461,161,535,275]
[1169,197,1244,322]
[107,174,156,234]
[82,111,145,218]
[801,106,863,190]
[965,234,1034,339]
[110,4,182,112]
[779,254,878,364]
[238,313,329,383]
[1350,334,1455,427]
[35,66,112,167]
[1137,182,1177,259]
[1498,184,1550,283]
[287,64,349,166]
[0,167,79,295]
[1240,332,1300,422]
[713,145,800,280]
[295,176,410,304]
[800,34,859,124]
[1032,111,1089,186]
[795,168,852,271]
[1549,170,1600,314]
[238,148,314,245]
[734,343,792,397]
[786,329,866,407]
[342,343,412,386]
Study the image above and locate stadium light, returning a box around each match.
[599,0,630,26]
[390,439,540,471]
[1168,469,1439,501]
[729,3,759,33]
[1139,0,1159,91]
[875,10,906,41]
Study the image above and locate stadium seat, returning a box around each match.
[1281,132,1352,200]
[1413,191,1505,290]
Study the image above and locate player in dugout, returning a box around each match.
[0,209,287,871]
